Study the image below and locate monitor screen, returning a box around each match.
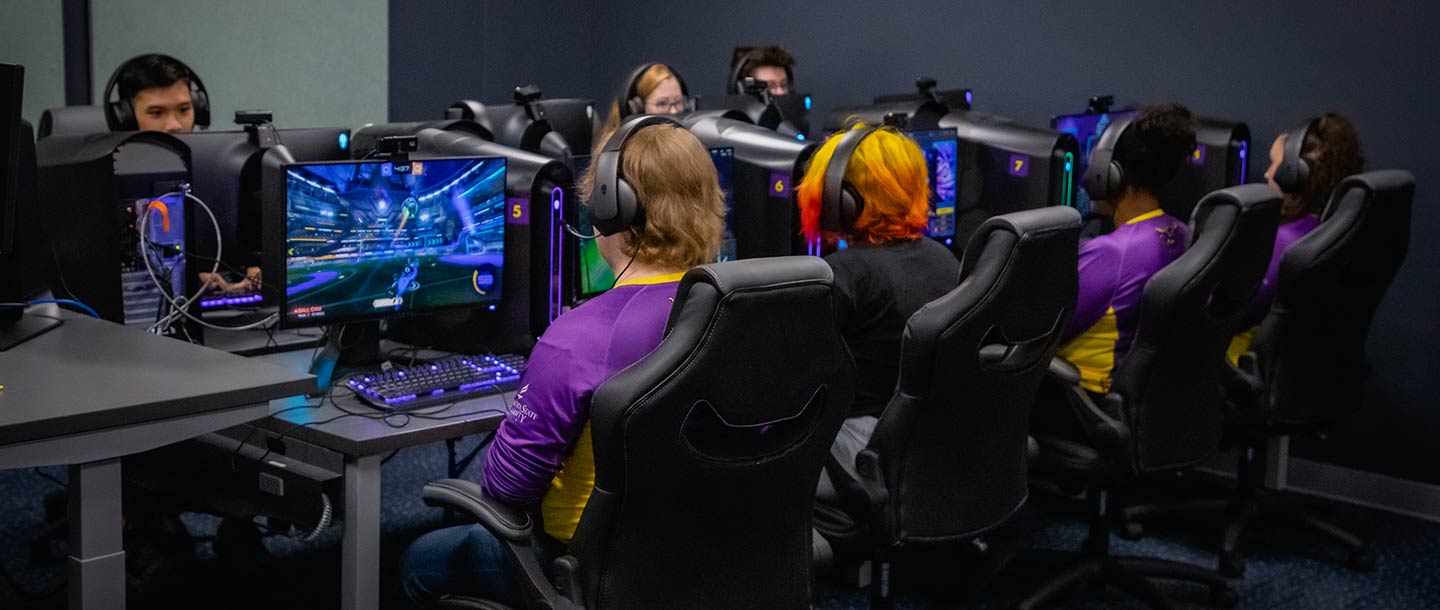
[906,128,959,242]
[1051,110,1138,216]
[573,147,735,298]
[282,156,507,326]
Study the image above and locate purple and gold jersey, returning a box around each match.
[481,272,683,543]
[1059,209,1188,393]
[1226,214,1322,364]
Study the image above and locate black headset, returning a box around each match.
[103,54,211,131]
[616,63,690,119]
[727,47,795,95]
[819,126,881,233]
[588,114,683,236]
[1272,117,1318,195]
[1081,114,1137,203]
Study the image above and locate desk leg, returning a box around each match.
[68,458,125,610]
[342,454,382,610]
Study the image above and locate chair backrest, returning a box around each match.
[571,257,854,610]
[1115,185,1280,474]
[37,105,110,139]
[866,207,1080,544]
[1259,170,1413,426]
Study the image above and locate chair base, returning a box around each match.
[1123,493,1374,577]
[1014,555,1237,610]
[436,595,516,610]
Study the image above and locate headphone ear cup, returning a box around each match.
[190,82,211,129]
[626,97,644,117]
[840,183,865,231]
[616,177,640,230]
[108,99,136,131]
[1105,160,1126,200]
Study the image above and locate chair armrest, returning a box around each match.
[423,479,583,610]
[423,478,533,542]
[1047,356,1082,386]
[1044,357,1130,455]
[853,449,890,519]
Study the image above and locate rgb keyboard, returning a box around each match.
[347,354,525,411]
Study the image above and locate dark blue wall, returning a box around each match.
[402,0,1440,484]
[388,0,595,122]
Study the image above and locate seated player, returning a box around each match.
[596,63,692,148]
[399,121,727,607]
[1056,104,1198,394]
[729,45,796,97]
[1227,113,1365,363]
[111,53,202,134]
[794,123,961,503]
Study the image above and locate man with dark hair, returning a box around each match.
[730,45,796,97]
[114,53,198,133]
[1058,104,1198,393]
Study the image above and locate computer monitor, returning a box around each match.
[570,146,735,300]
[906,128,959,245]
[279,156,507,328]
[0,63,59,349]
[0,64,21,260]
[1051,109,1138,217]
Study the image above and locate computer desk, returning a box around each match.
[246,348,509,610]
[0,310,315,610]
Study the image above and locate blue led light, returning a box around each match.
[1065,162,1072,171]
[944,238,953,246]
[338,132,349,150]
[965,91,973,105]
[804,96,813,110]
[796,134,806,141]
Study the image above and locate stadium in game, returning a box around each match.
[283,157,507,324]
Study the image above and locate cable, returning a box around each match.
[137,189,280,334]
[560,217,600,239]
[292,492,333,542]
[31,467,66,488]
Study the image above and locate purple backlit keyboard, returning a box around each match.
[347,353,525,411]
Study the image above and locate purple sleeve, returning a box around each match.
[1065,237,1121,342]
[1245,216,1319,326]
[481,338,595,505]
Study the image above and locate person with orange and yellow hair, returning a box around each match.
[796,123,960,500]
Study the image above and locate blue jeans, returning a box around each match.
[399,523,562,608]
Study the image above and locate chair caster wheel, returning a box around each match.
[1210,585,1239,609]
[1119,521,1145,541]
[1218,553,1245,577]
[1347,552,1376,573]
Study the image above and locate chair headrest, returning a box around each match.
[1187,183,1280,242]
[1322,169,1415,221]
[666,256,834,332]
[961,206,1082,277]
[37,105,110,139]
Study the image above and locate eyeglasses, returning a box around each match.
[645,96,696,114]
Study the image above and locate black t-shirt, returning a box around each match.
[825,237,961,417]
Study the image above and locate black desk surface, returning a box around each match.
[252,350,510,457]
[0,314,316,446]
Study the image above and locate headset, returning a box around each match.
[103,54,211,132]
[1081,114,1138,203]
[1272,117,1318,195]
[587,114,683,236]
[616,63,691,119]
[819,126,882,233]
[727,47,795,96]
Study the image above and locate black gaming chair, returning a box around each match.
[819,207,1081,609]
[1123,170,1414,576]
[420,257,856,610]
[1022,185,1281,610]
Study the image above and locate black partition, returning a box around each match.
[681,114,817,258]
[941,111,1081,247]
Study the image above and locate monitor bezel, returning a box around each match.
[278,154,509,329]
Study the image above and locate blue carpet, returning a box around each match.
[2,440,1438,609]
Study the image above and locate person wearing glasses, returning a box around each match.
[595,63,693,149]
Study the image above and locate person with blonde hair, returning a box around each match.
[400,116,726,608]
[596,63,693,148]
[795,122,960,498]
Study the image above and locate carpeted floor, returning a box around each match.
[2,438,1437,609]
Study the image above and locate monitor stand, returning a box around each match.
[0,314,63,351]
[308,321,383,394]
